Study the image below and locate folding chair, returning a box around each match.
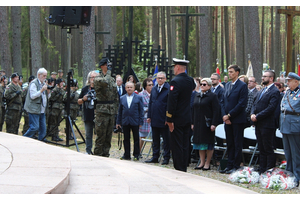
[242,126,259,166]
[139,130,153,159]
[214,124,227,170]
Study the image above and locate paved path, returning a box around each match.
[0,132,257,194]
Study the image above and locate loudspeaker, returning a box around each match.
[49,6,91,26]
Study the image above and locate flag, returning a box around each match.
[152,64,159,85]
[216,67,221,82]
[298,62,300,76]
[246,61,254,77]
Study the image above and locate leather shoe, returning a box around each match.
[161,159,169,165]
[202,166,211,171]
[225,168,236,174]
[120,156,131,160]
[52,136,63,141]
[145,158,159,163]
[219,167,232,174]
[194,165,204,170]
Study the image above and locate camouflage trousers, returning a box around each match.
[47,108,62,138]
[93,114,115,157]
[5,109,21,135]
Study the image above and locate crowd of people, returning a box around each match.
[2,58,300,186]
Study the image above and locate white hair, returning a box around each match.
[37,68,47,77]
[85,70,99,86]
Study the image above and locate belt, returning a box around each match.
[282,110,300,116]
[96,101,114,104]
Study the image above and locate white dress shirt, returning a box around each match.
[126,93,134,108]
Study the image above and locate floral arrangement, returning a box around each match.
[279,161,286,169]
[228,167,260,184]
[260,168,298,190]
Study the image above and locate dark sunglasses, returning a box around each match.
[200,83,207,86]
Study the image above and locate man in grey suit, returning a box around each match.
[280,72,300,187]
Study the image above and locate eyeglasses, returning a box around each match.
[210,78,218,81]
[89,76,96,79]
[262,76,271,78]
[200,83,208,86]
[157,77,165,80]
[147,84,153,86]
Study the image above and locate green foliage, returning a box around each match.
[132,63,147,82]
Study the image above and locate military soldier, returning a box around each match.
[0,75,7,131]
[166,58,196,172]
[0,69,6,76]
[22,75,35,135]
[48,78,66,141]
[63,79,79,140]
[93,58,119,157]
[280,72,300,187]
[0,76,5,130]
[58,69,65,83]
[4,73,23,134]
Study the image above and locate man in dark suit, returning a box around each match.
[116,82,143,161]
[116,76,127,97]
[248,76,258,98]
[251,70,280,174]
[220,65,248,174]
[166,58,196,172]
[145,71,170,165]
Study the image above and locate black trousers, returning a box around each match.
[171,123,190,172]
[224,123,244,170]
[151,126,170,160]
[255,127,276,173]
[123,125,140,158]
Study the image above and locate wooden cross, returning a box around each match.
[171,6,204,73]
[278,6,300,74]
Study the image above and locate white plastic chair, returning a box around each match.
[215,124,227,170]
[243,126,259,166]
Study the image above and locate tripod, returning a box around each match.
[43,70,86,152]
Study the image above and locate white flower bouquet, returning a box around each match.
[259,168,298,190]
[228,167,260,184]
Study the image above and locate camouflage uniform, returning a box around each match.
[0,85,4,129]
[63,88,79,138]
[0,87,6,131]
[21,86,30,135]
[48,85,66,140]
[4,82,22,134]
[93,70,119,157]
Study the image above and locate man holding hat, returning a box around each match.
[4,73,23,134]
[166,58,196,172]
[280,72,300,187]
[93,58,119,157]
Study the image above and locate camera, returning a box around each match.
[86,88,96,102]
[114,127,123,133]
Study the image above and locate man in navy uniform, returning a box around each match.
[166,58,196,172]
[280,72,300,187]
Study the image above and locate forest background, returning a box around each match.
[0,5,299,88]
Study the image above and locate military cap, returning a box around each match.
[58,69,63,73]
[99,58,110,67]
[0,69,5,72]
[28,75,35,83]
[11,73,19,79]
[55,78,63,85]
[172,58,190,66]
[51,71,57,75]
[285,72,300,81]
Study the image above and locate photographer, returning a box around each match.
[4,73,23,135]
[78,70,99,155]
[48,78,66,141]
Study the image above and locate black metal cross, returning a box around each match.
[171,6,204,73]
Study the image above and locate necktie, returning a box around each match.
[228,83,233,94]
[158,86,161,92]
[118,86,121,95]
[212,87,216,93]
[259,87,267,100]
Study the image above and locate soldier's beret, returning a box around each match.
[51,71,57,75]
[56,78,63,85]
[28,75,35,83]
[172,58,190,66]
[99,58,110,67]
[58,69,63,73]
[11,73,19,79]
[286,72,300,81]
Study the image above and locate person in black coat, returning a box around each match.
[166,58,196,172]
[192,78,219,170]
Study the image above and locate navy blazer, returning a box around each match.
[251,84,280,129]
[213,85,225,125]
[147,82,170,128]
[220,79,248,124]
[117,84,127,98]
[117,93,144,126]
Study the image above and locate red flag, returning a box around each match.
[298,62,300,76]
[216,67,221,82]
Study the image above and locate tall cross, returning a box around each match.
[278,6,300,74]
[171,6,204,73]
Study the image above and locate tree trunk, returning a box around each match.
[0,6,12,75]
[152,6,159,49]
[199,6,212,77]
[82,6,96,86]
[161,6,166,52]
[269,6,274,69]
[274,6,281,74]
[243,6,250,71]
[224,6,230,67]
[196,6,200,76]
[214,6,218,68]
[30,6,42,76]
[221,6,224,73]
[248,6,261,81]
[166,6,172,58]
[42,6,49,72]
[235,6,244,70]
[261,6,264,64]
[49,21,55,72]
[171,6,176,59]
[102,6,113,57]
[11,6,22,74]
[112,6,117,46]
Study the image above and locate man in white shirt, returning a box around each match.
[23,68,50,141]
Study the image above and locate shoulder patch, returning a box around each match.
[170,86,174,91]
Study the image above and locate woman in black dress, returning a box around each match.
[192,78,220,170]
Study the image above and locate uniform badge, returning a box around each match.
[170,86,174,91]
